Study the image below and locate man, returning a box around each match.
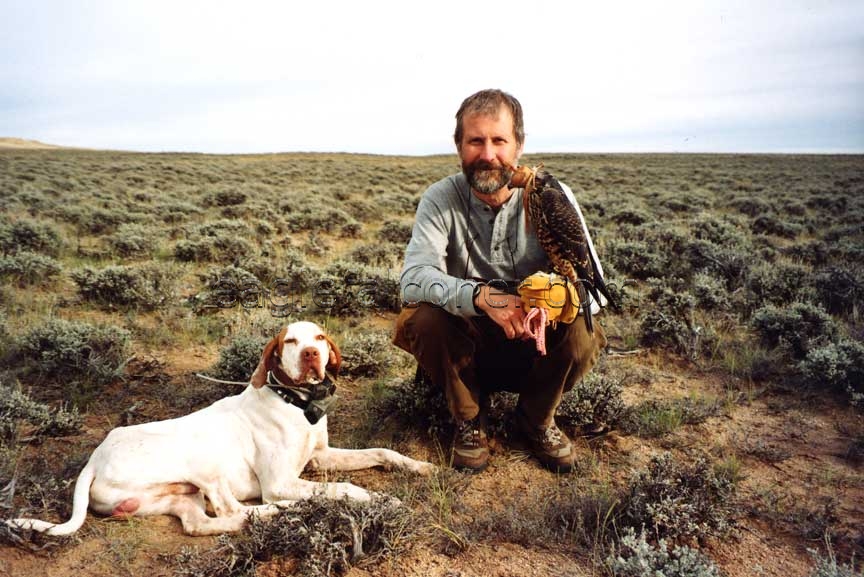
[394,89,608,473]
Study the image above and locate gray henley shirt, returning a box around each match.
[400,172,606,319]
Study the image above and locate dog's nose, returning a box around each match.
[302,347,320,361]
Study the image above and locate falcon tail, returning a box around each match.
[575,282,595,335]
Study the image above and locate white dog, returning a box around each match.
[6,321,434,536]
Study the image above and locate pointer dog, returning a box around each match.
[6,321,434,536]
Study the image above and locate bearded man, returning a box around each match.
[393,89,608,473]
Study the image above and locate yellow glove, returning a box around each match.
[518,272,581,325]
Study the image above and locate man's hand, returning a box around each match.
[474,284,525,339]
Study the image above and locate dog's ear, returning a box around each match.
[324,334,342,377]
[251,328,287,388]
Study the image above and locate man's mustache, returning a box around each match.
[469,160,505,172]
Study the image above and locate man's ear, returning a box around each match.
[324,335,342,378]
[250,328,286,388]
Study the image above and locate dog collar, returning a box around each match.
[266,370,338,424]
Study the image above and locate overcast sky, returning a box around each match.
[2,0,862,155]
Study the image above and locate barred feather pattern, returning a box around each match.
[519,168,611,335]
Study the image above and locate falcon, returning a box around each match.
[507,163,616,335]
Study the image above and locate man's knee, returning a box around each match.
[561,317,606,386]
[393,303,469,356]
[404,303,454,337]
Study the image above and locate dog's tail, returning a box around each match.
[5,456,96,536]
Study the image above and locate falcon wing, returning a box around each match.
[539,178,615,310]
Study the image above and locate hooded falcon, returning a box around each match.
[507,163,616,335]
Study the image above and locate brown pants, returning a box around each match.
[393,304,607,427]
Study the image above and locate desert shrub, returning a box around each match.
[799,338,864,406]
[607,527,722,577]
[343,199,378,222]
[348,243,402,268]
[606,240,669,280]
[813,266,863,316]
[684,239,750,288]
[157,200,204,223]
[203,188,248,207]
[173,497,415,577]
[339,331,408,378]
[383,372,450,436]
[249,218,276,237]
[211,334,268,382]
[745,261,812,307]
[174,238,216,262]
[378,220,412,245]
[727,195,771,217]
[376,191,418,214]
[620,453,737,543]
[751,302,837,359]
[72,263,178,310]
[830,240,864,266]
[174,235,255,262]
[690,214,749,246]
[195,265,264,310]
[201,264,260,288]
[174,219,255,262]
[0,251,62,286]
[612,224,697,280]
[284,206,353,234]
[610,207,654,225]
[0,218,63,256]
[752,214,803,239]
[340,222,363,238]
[74,206,141,234]
[807,193,849,213]
[0,382,82,444]
[315,265,401,316]
[556,369,626,429]
[660,194,710,214]
[196,219,252,238]
[690,273,731,311]
[807,553,863,577]
[11,318,131,394]
[107,223,157,257]
[784,239,830,266]
[640,284,712,360]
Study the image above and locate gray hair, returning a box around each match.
[454,89,524,147]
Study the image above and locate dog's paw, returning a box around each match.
[370,492,402,508]
[415,461,438,476]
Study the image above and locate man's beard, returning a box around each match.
[463,160,514,195]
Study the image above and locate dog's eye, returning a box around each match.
[284,338,298,344]
[315,334,326,341]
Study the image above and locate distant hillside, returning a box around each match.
[0,137,65,149]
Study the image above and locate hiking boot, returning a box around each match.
[513,410,575,473]
[452,416,489,473]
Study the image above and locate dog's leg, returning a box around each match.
[169,495,249,536]
[196,476,245,518]
[308,447,436,475]
[263,477,373,503]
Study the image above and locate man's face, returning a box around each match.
[457,107,523,195]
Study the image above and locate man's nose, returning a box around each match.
[478,142,498,162]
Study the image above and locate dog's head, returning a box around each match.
[250,321,341,388]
